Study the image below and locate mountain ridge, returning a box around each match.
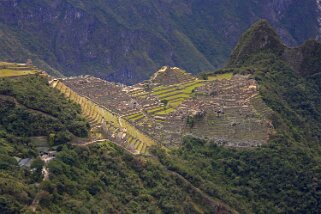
[0,0,320,84]
[229,19,321,77]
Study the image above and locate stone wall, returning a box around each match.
[50,79,156,154]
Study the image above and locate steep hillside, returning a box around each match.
[229,20,321,77]
[0,0,320,84]
[0,64,89,140]
[0,67,90,213]
[158,20,321,213]
[1,18,321,213]
[54,21,321,213]
[0,64,236,213]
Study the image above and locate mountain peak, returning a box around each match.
[229,20,285,66]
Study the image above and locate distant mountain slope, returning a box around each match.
[0,0,320,84]
[229,20,321,77]
[227,20,321,143]
[153,20,321,213]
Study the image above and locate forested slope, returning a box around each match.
[152,20,321,213]
[0,75,233,213]
[0,74,89,213]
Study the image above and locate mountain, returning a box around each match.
[0,64,236,213]
[1,18,321,213]
[161,20,321,213]
[0,0,320,84]
[229,20,321,76]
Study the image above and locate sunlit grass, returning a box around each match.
[147,106,165,114]
[0,69,37,77]
[207,73,233,81]
[155,108,176,115]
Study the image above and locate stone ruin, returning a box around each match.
[149,66,196,86]
[53,70,275,152]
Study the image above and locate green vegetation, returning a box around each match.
[28,142,227,213]
[207,73,233,81]
[0,74,91,213]
[0,75,89,141]
[1,19,321,213]
[0,69,37,77]
[150,21,321,213]
[0,62,39,77]
[0,136,227,213]
[155,108,176,115]
[126,113,145,122]
[228,20,285,67]
[147,106,165,114]
[153,133,321,213]
[168,98,185,108]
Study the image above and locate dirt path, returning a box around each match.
[167,169,239,214]
[28,157,53,211]
[0,95,58,120]
[29,196,39,212]
[42,166,49,181]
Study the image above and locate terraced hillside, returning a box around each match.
[187,75,274,147]
[0,62,41,78]
[50,78,156,155]
[52,66,274,153]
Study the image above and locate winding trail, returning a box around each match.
[167,169,239,214]
[0,95,59,120]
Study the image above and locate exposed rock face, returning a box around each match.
[0,0,320,84]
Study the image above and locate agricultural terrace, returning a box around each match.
[126,71,273,147]
[207,72,233,81]
[0,62,40,78]
[56,66,273,150]
[55,77,157,154]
